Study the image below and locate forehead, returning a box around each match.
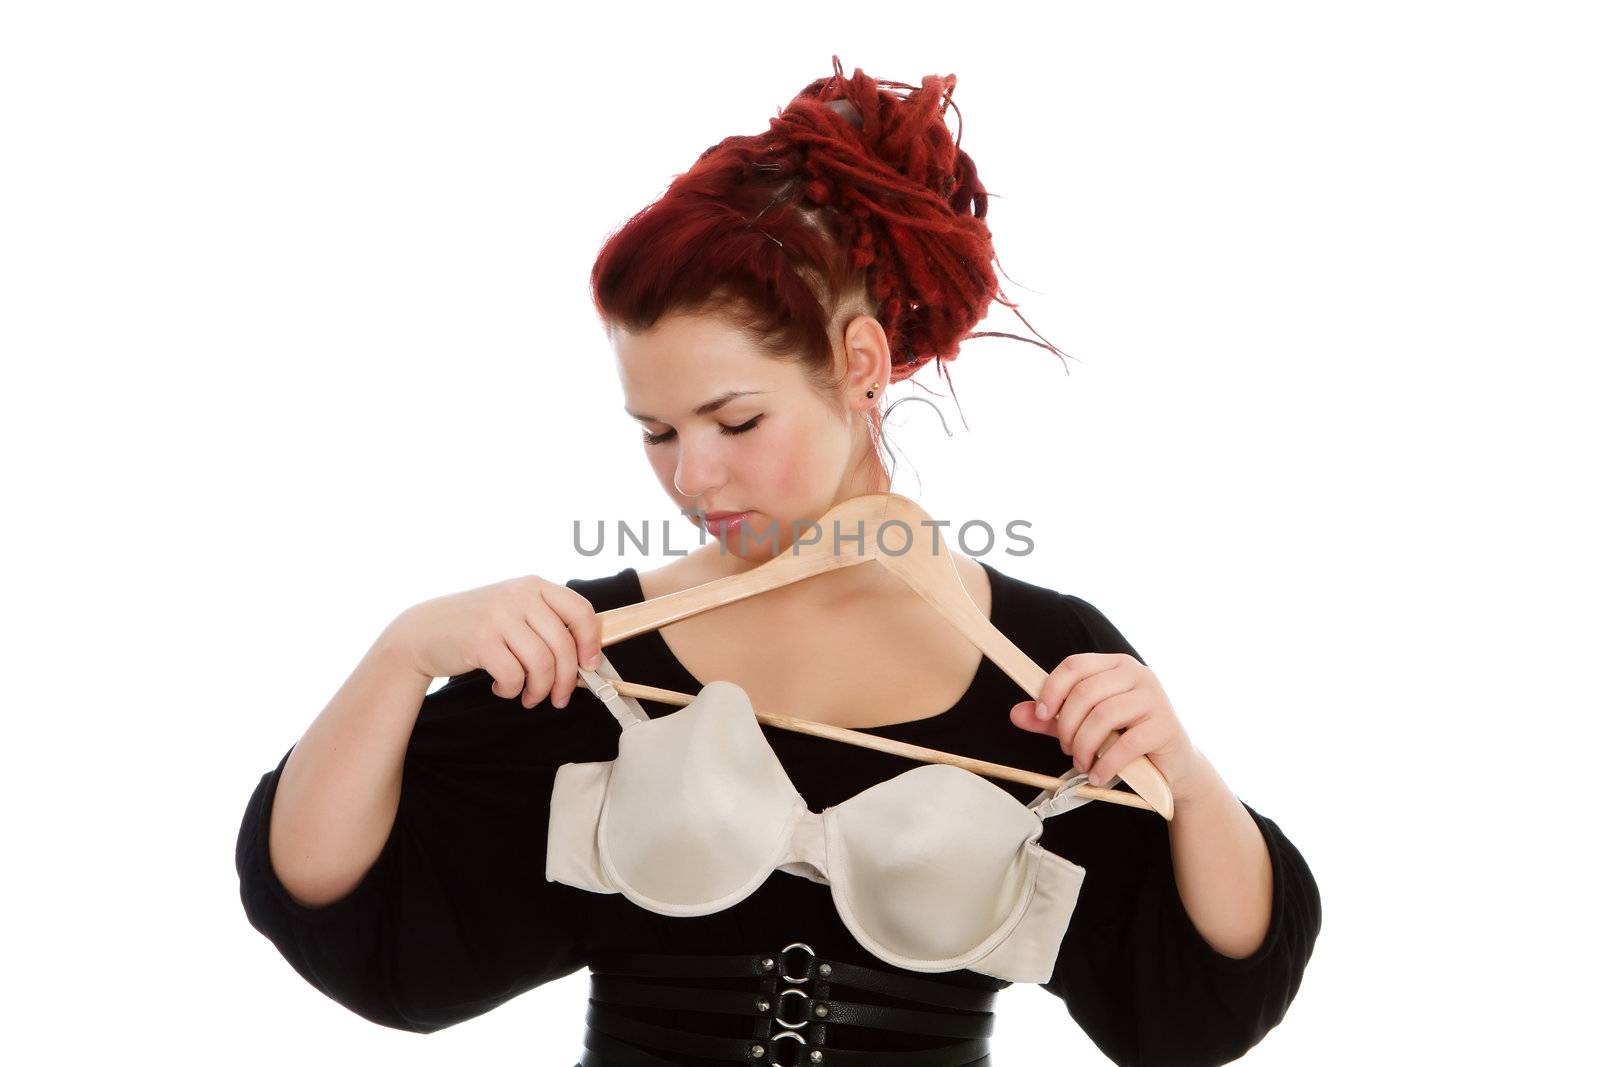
[615,312,787,415]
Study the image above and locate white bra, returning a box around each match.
[546,653,1119,984]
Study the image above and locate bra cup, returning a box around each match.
[961,842,1089,984]
[600,681,805,913]
[826,763,1045,968]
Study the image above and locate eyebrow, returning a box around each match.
[625,390,770,423]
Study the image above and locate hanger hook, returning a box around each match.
[876,395,953,488]
[882,395,953,437]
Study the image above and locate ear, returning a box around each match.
[839,314,892,407]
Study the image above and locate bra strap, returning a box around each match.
[1027,770,1121,819]
[575,650,652,730]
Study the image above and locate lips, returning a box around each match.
[699,510,754,537]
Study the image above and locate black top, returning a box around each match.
[235,561,1321,1064]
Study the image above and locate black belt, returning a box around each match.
[578,942,998,1066]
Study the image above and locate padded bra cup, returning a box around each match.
[546,658,1111,983]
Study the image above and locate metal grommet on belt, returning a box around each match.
[780,942,815,983]
[774,988,809,1028]
[770,1030,808,1067]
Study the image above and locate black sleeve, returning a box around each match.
[1037,594,1323,1066]
[234,669,602,1033]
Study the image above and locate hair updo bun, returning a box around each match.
[590,56,1070,415]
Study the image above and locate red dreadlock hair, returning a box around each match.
[589,55,1073,434]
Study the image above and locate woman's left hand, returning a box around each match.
[1009,652,1210,801]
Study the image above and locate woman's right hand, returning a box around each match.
[380,575,603,709]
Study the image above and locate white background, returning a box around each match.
[3,2,1595,1063]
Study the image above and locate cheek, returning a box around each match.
[645,447,677,490]
[749,419,830,497]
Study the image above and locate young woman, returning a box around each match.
[237,58,1321,1065]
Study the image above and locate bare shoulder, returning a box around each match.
[951,552,993,616]
[636,549,725,600]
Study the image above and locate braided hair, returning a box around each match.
[589,56,1072,431]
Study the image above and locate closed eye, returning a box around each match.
[642,416,763,446]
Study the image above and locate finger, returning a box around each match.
[1068,689,1147,774]
[508,616,560,707]
[540,583,605,671]
[522,606,578,708]
[477,637,528,702]
[1085,718,1161,786]
[1056,667,1139,759]
[1009,699,1060,738]
[1035,652,1123,722]
[502,620,556,707]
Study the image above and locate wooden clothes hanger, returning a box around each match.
[576,491,1174,820]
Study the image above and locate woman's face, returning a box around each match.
[614,309,888,561]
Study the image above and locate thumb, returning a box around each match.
[1009,700,1059,738]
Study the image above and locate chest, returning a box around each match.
[651,590,990,731]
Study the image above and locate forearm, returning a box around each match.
[1165,752,1274,958]
[269,632,434,908]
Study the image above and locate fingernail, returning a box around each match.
[554,695,567,709]
[583,655,600,670]
[1035,702,1051,720]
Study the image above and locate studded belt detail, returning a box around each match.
[578,942,997,1066]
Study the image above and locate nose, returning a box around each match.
[672,437,725,501]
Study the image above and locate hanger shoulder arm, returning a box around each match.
[597,552,868,644]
